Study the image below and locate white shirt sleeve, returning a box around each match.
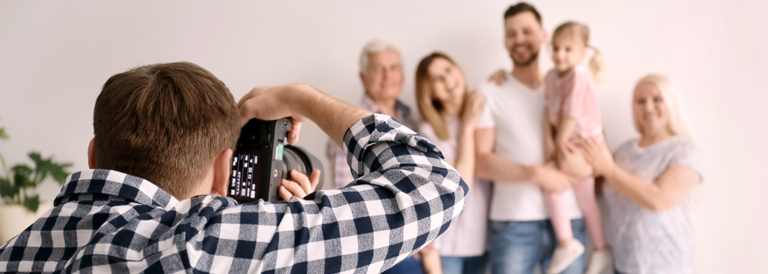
[477,85,495,128]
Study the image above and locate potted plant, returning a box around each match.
[0,125,72,243]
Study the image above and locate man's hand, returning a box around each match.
[238,85,307,144]
[238,84,371,148]
[279,169,321,201]
[532,164,576,193]
[487,69,509,85]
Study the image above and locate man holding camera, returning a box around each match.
[0,62,467,273]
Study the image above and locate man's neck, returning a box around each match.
[511,61,544,90]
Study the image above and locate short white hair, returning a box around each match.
[359,39,401,75]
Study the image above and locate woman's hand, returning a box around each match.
[460,90,486,128]
[487,69,509,86]
[278,169,321,201]
[577,137,615,176]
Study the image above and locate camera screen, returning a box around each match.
[230,151,265,200]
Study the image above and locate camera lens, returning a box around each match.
[280,146,324,190]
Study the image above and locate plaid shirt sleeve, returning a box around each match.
[326,138,356,189]
[0,114,468,274]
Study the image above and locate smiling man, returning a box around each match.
[475,3,588,274]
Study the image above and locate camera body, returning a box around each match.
[228,118,324,203]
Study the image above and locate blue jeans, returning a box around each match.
[382,257,424,274]
[489,219,586,274]
[441,253,489,274]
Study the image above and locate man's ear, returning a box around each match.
[88,138,97,169]
[211,148,233,196]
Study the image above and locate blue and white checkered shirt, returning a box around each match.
[0,114,468,273]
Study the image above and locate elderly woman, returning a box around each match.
[578,74,704,274]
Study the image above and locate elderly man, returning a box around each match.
[325,40,439,274]
[326,40,419,190]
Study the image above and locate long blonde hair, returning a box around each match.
[552,21,604,82]
[415,52,467,141]
[633,74,694,140]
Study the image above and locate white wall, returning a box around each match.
[1,0,766,273]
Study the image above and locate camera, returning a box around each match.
[228,118,324,203]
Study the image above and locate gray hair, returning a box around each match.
[359,39,401,75]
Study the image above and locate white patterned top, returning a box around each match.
[603,136,704,274]
[418,118,491,257]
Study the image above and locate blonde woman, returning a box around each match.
[415,52,490,274]
[578,74,703,274]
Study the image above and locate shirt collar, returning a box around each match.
[55,169,180,210]
[361,95,411,121]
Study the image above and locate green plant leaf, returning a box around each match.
[0,127,8,141]
[0,177,14,200]
[50,162,73,185]
[11,165,33,189]
[24,194,40,213]
[28,152,72,185]
[29,152,52,184]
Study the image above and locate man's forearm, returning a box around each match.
[475,152,535,182]
[291,85,372,148]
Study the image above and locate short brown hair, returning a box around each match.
[93,62,240,199]
[504,2,542,25]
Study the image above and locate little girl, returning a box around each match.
[542,22,612,274]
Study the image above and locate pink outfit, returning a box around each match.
[543,66,607,249]
[545,66,604,143]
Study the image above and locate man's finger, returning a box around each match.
[281,178,307,198]
[237,90,252,109]
[287,120,302,144]
[290,170,312,195]
[279,185,292,202]
[309,169,321,192]
[238,99,259,127]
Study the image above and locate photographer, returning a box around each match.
[0,62,468,273]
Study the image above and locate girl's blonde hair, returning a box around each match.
[633,74,694,140]
[552,21,604,82]
[415,52,468,141]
